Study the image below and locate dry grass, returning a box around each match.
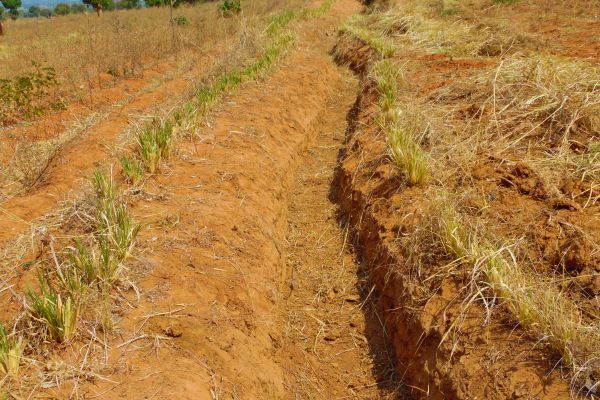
[0,0,306,93]
[480,55,600,147]
[436,198,600,388]
[349,2,600,393]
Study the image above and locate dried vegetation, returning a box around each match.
[0,0,336,395]
[339,0,600,394]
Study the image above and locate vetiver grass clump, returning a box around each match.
[437,199,600,386]
[137,120,174,174]
[120,156,145,185]
[372,59,404,112]
[384,110,429,185]
[0,323,23,377]
[371,59,429,185]
[26,275,80,344]
[340,14,397,58]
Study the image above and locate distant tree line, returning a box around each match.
[1,0,221,34]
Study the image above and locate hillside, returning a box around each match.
[0,0,599,398]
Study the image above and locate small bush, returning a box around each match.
[0,62,63,125]
[173,15,187,26]
[219,0,240,17]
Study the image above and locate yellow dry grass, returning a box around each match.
[0,0,307,94]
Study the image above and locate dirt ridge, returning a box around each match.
[332,41,574,399]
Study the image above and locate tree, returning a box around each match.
[0,0,20,35]
[1,0,21,21]
[70,3,86,13]
[118,0,140,9]
[54,2,70,15]
[39,7,52,17]
[28,5,40,16]
[82,0,113,15]
[144,0,164,7]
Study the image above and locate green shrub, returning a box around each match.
[219,0,240,17]
[0,62,62,125]
[173,15,188,26]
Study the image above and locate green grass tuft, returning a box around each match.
[137,120,174,174]
[27,275,80,343]
[120,156,144,185]
[0,323,24,377]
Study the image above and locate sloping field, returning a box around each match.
[0,0,599,398]
[333,0,600,398]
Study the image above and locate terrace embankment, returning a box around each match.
[330,7,598,399]
[43,0,406,397]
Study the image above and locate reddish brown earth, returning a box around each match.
[2,0,410,398]
[2,0,599,399]
[0,47,226,239]
[329,1,600,399]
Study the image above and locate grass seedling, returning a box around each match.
[120,156,144,185]
[27,275,80,343]
[0,323,23,377]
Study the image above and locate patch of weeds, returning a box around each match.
[0,323,24,377]
[440,5,461,16]
[172,16,188,26]
[492,0,519,4]
[0,62,63,125]
[219,0,241,17]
